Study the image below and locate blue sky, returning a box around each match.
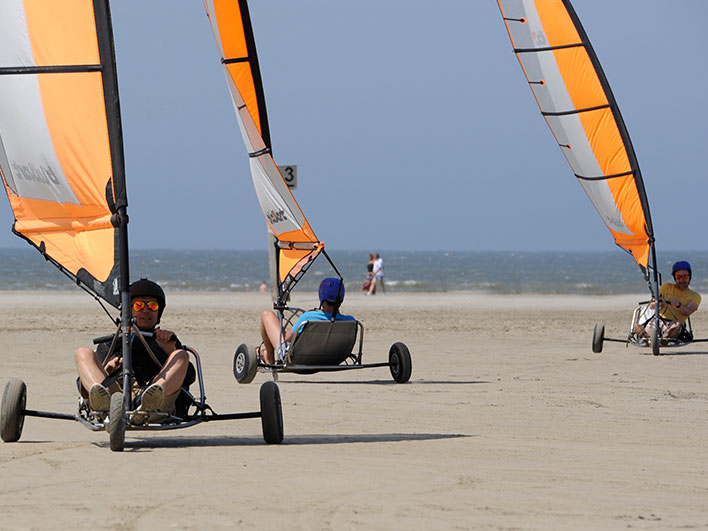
[1,1,706,252]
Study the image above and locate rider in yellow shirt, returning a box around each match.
[657,261,701,338]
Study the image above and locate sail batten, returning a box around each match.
[498,0,654,268]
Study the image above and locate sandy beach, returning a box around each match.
[1,290,708,530]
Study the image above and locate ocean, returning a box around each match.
[2,247,707,296]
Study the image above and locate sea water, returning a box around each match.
[1,247,707,296]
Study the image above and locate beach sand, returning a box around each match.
[1,290,708,530]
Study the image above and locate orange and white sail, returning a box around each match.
[204,0,324,300]
[0,0,127,307]
[497,0,655,269]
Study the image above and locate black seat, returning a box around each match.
[288,320,358,366]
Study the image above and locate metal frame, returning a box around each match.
[22,339,261,432]
[258,308,393,376]
[598,300,708,353]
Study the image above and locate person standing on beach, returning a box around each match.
[74,279,194,423]
[362,253,375,293]
[367,253,385,295]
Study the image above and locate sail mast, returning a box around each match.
[92,0,133,398]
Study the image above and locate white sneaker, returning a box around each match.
[276,342,290,362]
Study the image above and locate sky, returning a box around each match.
[0,0,706,252]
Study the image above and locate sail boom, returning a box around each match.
[276,241,321,250]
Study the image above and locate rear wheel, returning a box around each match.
[651,326,661,356]
[592,324,605,353]
[1,378,26,443]
[389,342,412,383]
[233,344,258,384]
[108,391,125,452]
[260,381,283,444]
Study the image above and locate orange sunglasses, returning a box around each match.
[132,300,159,312]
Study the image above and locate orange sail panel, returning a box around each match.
[204,0,323,292]
[497,0,654,267]
[0,0,125,306]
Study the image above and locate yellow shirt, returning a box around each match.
[659,283,701,324]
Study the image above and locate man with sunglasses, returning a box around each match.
[637,261,701,340]
[655,261,701,338]
[74,278,193,423]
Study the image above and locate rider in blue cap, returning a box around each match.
[259,277,356,364]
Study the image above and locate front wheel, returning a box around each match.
[1,378,26,443]
[108,391,125,452]
[233,344,258,384]
[260,381,283,444]
[389,342,412,383]
[651,326,661,356]
[592,324,605,353]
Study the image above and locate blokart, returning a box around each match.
[592,299,708,356]
[0,1,282,451]
[233,304,412,384]
[204,3,412,385]
[1,326,284,451]
[499,2,698,356]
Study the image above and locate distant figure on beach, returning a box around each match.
[635,260,701,339]
[259,277,356,364]
[367,253,384,295]
[259,281,268,293]
[361,253,375,293]
[73,279,195,423]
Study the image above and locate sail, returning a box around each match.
[0,0,127,307]
[497,0,654,268]
[203,0,323,299]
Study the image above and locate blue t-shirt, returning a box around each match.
[293,310,356,336]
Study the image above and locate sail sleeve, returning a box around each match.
[204,0,323,297]
[497,0,654,268]
[0,0,126,306]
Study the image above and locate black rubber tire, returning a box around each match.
[233,343,258,384]
[108,391,125,452]
[1,378,26,443]
[259,381,283,444]
[651,326,661,356]
[592,324,605,353]
[389,342,412,383]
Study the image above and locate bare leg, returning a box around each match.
[260,310,293,364]
[379,279,385,294]
[368,278,377,295]
[150,349,189,396]
[74,346,109,394]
